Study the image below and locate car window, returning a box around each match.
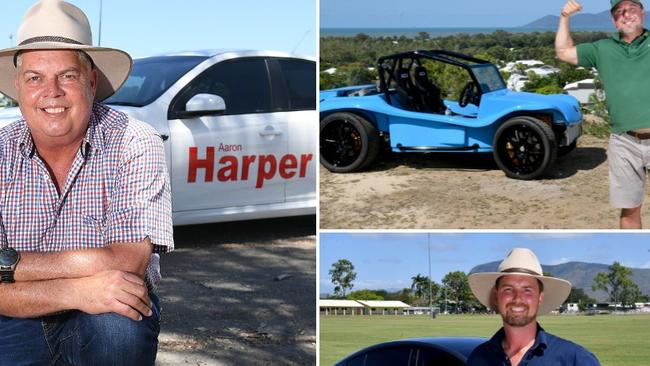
[106,56,207,107]
[171,57,273,117]
[347,346,414,366]
[471,64,506,93]
[276,58,316,111]
[415,347,465,366]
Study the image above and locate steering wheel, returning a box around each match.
[458,81,479,108]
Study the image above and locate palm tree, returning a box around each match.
[411,274,430,305]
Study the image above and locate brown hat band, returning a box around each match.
[19,36,83,46]
[501,267,541,276]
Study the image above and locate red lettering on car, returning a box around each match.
[256,155,277,188]
[187,148,313,188]
[188,146,215,182]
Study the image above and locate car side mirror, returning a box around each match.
[177,93,226,118]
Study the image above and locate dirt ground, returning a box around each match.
[320,135,650,229]
[154,216,316,366]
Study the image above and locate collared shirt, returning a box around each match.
[577,29,650,133]
[467,323,601,366]
[0,103,173,288]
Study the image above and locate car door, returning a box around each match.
[168,57,287,212]
[267,57,317,204]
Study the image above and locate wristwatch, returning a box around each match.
[0,248,20,283]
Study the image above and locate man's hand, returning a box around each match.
[73,270,152,321]
[561,0,583,17]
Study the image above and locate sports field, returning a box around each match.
[319,314,650,365]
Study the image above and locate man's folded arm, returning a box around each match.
[0,269,151,320]
[14,237,152,282]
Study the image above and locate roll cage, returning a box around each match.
[377,49,506,111]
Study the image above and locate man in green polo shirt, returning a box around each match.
[556,0,650,229]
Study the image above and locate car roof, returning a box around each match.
[137,49,315,62]
[334,336,487,365]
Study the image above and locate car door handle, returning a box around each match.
[259,126,282,137]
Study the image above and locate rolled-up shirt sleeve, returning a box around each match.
[105,120,173,254]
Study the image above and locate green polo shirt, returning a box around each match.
[577,30,650,133]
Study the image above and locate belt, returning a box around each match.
[626,131,650,140]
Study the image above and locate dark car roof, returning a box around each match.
[334,336,487,366]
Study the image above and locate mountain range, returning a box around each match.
[522,10,650,29]
[469,261,650,302]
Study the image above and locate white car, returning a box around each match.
[0,50,317,225]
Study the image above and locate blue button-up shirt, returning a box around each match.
[467,323,601,366]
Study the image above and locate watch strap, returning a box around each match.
[1,271,14,283]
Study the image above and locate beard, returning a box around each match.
[617,18,644,37]
[502,303,536,327]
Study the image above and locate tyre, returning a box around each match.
[493,116,557,180]
[320,112,379,173]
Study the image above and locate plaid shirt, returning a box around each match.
[0,103,174,288]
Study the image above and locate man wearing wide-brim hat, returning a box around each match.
[556,0,650,229]
[0,0,173,365]
[466,248,600,366]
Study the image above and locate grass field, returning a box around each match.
[320,314,650,365]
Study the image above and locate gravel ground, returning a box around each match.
[320,134,650,229]
[154,216,316,365]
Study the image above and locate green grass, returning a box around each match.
[320,314,650,365]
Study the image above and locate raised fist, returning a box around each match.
[561,0,583,17]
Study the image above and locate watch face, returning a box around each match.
[0,249,19,266]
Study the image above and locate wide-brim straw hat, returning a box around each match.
[0,0,132,101]
[468,248,572,315]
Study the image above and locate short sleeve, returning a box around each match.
[577,42,599,68]
[574,346,602,366]
[105,120,174,254]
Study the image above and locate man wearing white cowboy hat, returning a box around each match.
[466,248,600,366]
[0,0,172,365]
[556,0,650,229]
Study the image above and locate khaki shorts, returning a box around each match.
[609,132,650,208]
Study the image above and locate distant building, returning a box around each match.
[563,78,604,104]
[526,64,560,77]
[507,74,529,92]
[319,299,364,316]
[357,300,411,315]
[319,299,412,315]
[501,60,545,73]
[561,302,580,313]
[322,67,337,75]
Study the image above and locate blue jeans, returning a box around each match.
[0,294,160,366]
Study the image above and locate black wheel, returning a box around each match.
[493,116,556,180]
[320,112,379,172]
[558,140,577,157]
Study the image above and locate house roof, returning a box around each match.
[356,300,411,308]
[319,299,364,308]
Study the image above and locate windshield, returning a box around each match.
[470,64,506,93]
[105,55,208,107]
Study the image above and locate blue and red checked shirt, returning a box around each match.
[0,103,173,288]
[467,323,601,366]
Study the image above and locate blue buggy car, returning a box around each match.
[320,50,582,180]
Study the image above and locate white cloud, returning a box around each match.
[641,261,650,269]
[549,257,570,265]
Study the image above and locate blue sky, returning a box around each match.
[319,233,650,294]
[0,0,316,58]
[321,0,613,28]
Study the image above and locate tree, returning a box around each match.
[329,259,356,298]
[592,262,639,310]
[347,289,384,300]
[442,271,475,313]
[411,274,429,300]
[566,287,597,311]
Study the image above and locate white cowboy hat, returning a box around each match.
[468,248,572,315]
[0,0,131,101]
